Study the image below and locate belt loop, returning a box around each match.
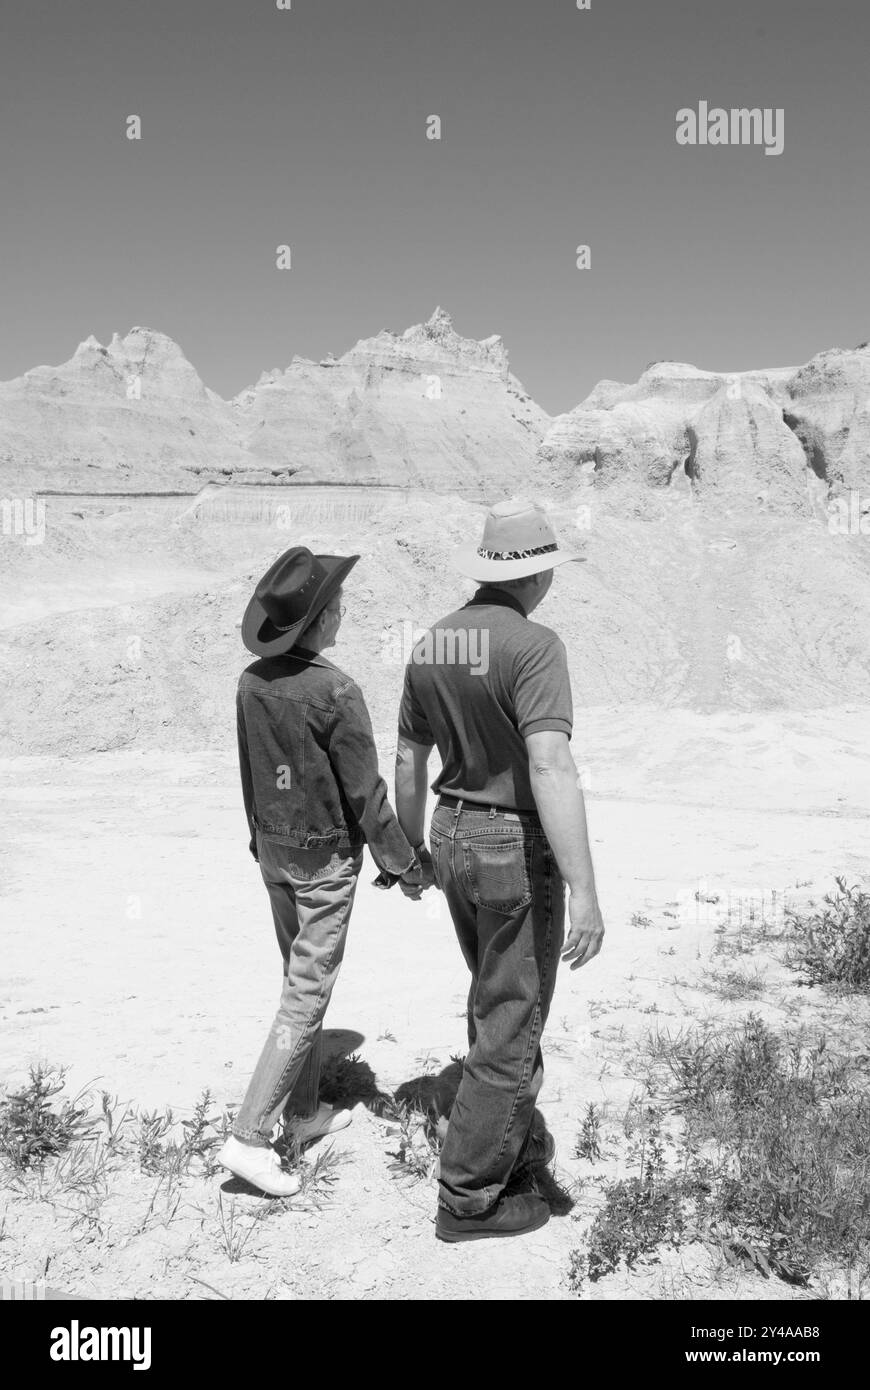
[488,805,496,819]
[454,798,463,819]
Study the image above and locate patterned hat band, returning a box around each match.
[476,542,558,562]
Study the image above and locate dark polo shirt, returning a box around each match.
[397,586,573,812]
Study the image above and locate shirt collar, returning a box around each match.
[466,586,527,617]
[291,646,335,669]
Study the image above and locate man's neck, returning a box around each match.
[473,585,529,616]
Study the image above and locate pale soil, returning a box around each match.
[1,710,868,1301]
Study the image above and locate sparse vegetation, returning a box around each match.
[0,1065,95,1169]
[570,1107,689,1287]
[569,1015,870,1291]
[701,966,766,1000]
[786,877,870,993]
[574,1102,603,1162]
[137,1090,230,1178]
[383,1097,442,1181]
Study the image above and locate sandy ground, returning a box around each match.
[2,708,868,1300]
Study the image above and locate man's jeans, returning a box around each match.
[429,802,565,1215]
[233,833,363,1146]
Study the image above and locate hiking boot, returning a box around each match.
[435,1191,550,1243]
[284,1102,352,1147]
[217,1136,301,1197]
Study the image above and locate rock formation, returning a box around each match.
[0,310,547,495]
[536,346,870,513]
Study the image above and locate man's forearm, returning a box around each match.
[395,741,429,846]
[529,762,597,894]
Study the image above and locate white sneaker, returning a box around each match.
[217,1136,301,1197]
[284,1102,352,1146]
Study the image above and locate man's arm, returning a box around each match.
[329,682,419,882]
[525,729,604,970]
[395,733,432,849]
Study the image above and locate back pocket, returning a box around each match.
[461,837,532,914]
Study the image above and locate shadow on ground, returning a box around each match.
[318,1029,392,1114]
[393,1057,575,1216]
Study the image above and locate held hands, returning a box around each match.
[562,890,605,971]
[398,846,435,900]
[415,845,436,891]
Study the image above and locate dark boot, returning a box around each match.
[436,1191,550,1243]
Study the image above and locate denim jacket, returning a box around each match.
[236,648,415,875]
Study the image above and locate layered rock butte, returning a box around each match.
[1,308,869,509]
[0,309,544,496]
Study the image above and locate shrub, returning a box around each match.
[786,877,870,993]
[569,1017,870,1290]
[0,1065,95,1169]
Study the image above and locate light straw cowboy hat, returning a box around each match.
[452,499,585,583]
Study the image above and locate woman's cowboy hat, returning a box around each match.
[452,499,585,582]
[241,546,359,658]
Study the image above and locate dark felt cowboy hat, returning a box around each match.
[241,546,359,657]
[452,499,585,582]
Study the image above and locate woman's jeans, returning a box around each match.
[429,802,566,1216]
[232,833,363,1146]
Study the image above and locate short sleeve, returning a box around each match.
[512,633,573,739]
[397,664,435,746]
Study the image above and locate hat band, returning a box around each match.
[477,542,558,562]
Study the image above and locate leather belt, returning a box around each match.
[436,793,538,818]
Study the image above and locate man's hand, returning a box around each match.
[562,891,605,971]
[416,845,436,891]
[398,861,424,900]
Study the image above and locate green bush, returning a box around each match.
[0,1065,95,1169]
[786,877,870,993]
[569,1017,870,1290]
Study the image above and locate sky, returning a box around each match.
[1,0,868,416]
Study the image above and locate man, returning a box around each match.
[395,499,605,1241]
[219,545,424,1197]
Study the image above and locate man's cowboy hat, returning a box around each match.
[452,499,585,582]
[242,546,359,658]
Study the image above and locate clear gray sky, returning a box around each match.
[1,0,868,414]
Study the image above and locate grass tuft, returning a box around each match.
[0,1065,96,1169]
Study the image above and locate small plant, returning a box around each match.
[136,1090,231,1178]
[97,1091,134,1161]
[180,1090,226,1176]
[631,912,653,929]
[575,1108,688,1283]
[216,1191,264,1263]
[574,1103,603,1162]
[0,1066,96,1170]
[137,1107,178,1175]
[566,1248,587,1291]
[786,877,870,993]
[702,967,766,1000]
[383,1098,441,1181]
